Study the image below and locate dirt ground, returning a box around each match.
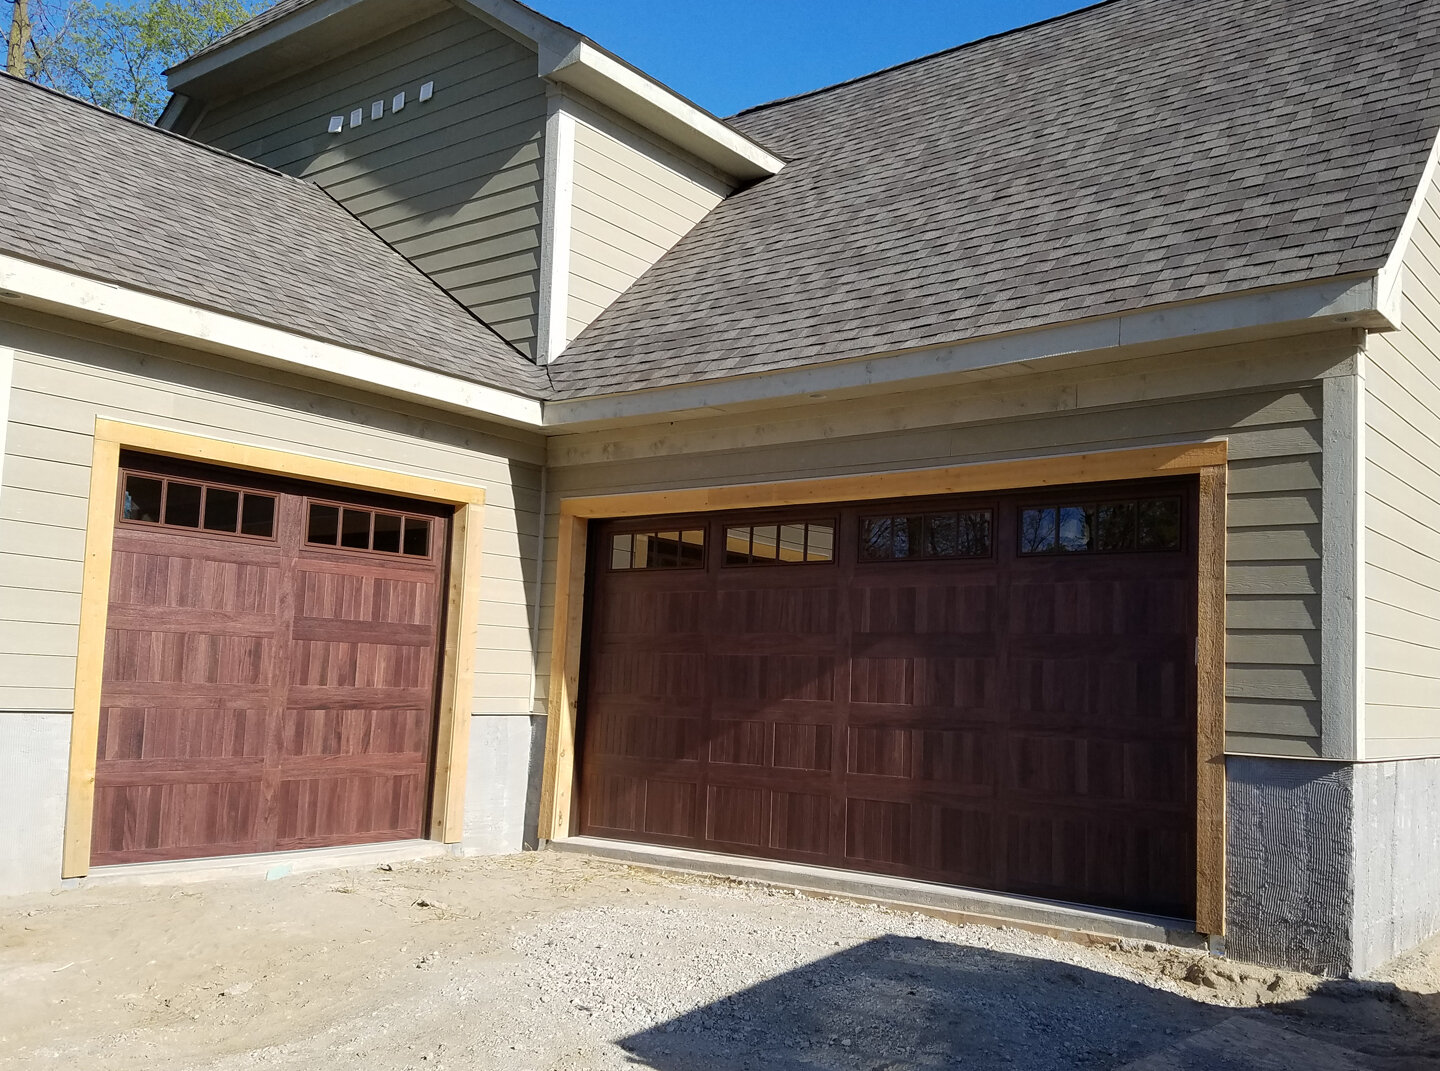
[2,852,1438,1071]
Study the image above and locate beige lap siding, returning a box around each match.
[541,334,1355,758]
[567,100,732,344]
[190,8,548,356]
[0,310,544,717]
[1364,173,1440,760]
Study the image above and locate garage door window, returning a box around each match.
[610,529,706,570]
[120,472,276,540]
[860,509,992,561]
[306,501,432,558]
[1019,497,1182,555]
[724,521,834,566]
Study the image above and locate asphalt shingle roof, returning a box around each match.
[547,0,1440,398]
[0,73,547,396]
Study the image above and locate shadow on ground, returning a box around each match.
[616,936,1440,1071]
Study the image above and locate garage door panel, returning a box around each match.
[93,455,448,866]
[851,581,997,635]
[104,628,274,687]
[91,781,262,864]
[96,704,267,762]
[279,707,433,759]
[580,479,1199,918]
[768,790,830,856]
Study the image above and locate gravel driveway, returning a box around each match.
[1,852,1437,1070]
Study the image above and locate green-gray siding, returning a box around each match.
[191,7,547,356]
[1365,174,1440,760]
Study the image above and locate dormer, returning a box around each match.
[161,0,782,361]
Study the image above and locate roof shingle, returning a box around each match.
[548,0,1440,397]
[0,73,547,396]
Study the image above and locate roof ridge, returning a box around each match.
[728,0,1119,120]
[0,70,314,189]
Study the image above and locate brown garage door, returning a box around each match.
[578,478,1199,919]
[90,453,449,866]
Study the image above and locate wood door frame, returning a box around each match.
[61,419,489,878]
[539,441,1230,935]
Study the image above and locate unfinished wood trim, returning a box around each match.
[558,442,1229,520]
[430,502,487,842]
[62,420,489,877]
[60,435,123,878]
[541,441,1232,935]
[91,419,488,506]
[538,513,589,840]
[1196,463,1229,936]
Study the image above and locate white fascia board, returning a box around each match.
[543,275,1387,427]
[1376,129,1440,329]
[0,254,544,430]
[166,0,366,90]
[539,41,784,182]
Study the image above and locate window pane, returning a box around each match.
[165,482,202,528]
[202,488,240,533]
[241,495,276,538]
[403,517,431,557]
[653,531,682,568]
[779,524,806,562]
[804,523,834,563]
[859,517,893,561]
[1095,503,1136,551]
[725,527,752,566]
[308,503,340,545]
[1019,508,1058,554]
[632,533,653,568]
[611,532,634,570]
[924,513,958,557]
[123,476,163,523]
[373,513,403,554]
[957,511,993,557]
[1059,506,1092,552]
[751,525,780,562]
[893,516,924,559]
[341,508,371,549]
[680,530,706,567]
[1138,498,1182,551]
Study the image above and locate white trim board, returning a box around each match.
[0,345,13,502]
[1320,362,1366,761]
[1377,129,1440,328]
[0,253,544,430]
[536,91,577,365]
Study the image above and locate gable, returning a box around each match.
[187,5,550,356]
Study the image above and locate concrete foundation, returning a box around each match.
[0,713,71,897]
[1227,755,1440,977]
[460,714,541,856]
[1352,757,1440,975]
[1226,757,1354,976]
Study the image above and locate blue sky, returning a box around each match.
[536,1,1096,116]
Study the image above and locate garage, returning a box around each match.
[90,453,451,866]
[576,479,1199,919]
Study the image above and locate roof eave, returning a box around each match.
[0,251,547,430]
[542,274,1393,428]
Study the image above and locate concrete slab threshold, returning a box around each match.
[549,836,1205,951]
[79,839,454,888]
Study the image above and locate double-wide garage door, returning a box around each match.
[578,479,1199,919]
[90,453,448,866]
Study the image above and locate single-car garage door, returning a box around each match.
[90,453,449,866]
[577,479,1199,919]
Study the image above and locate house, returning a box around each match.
[1,0,1438,980]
